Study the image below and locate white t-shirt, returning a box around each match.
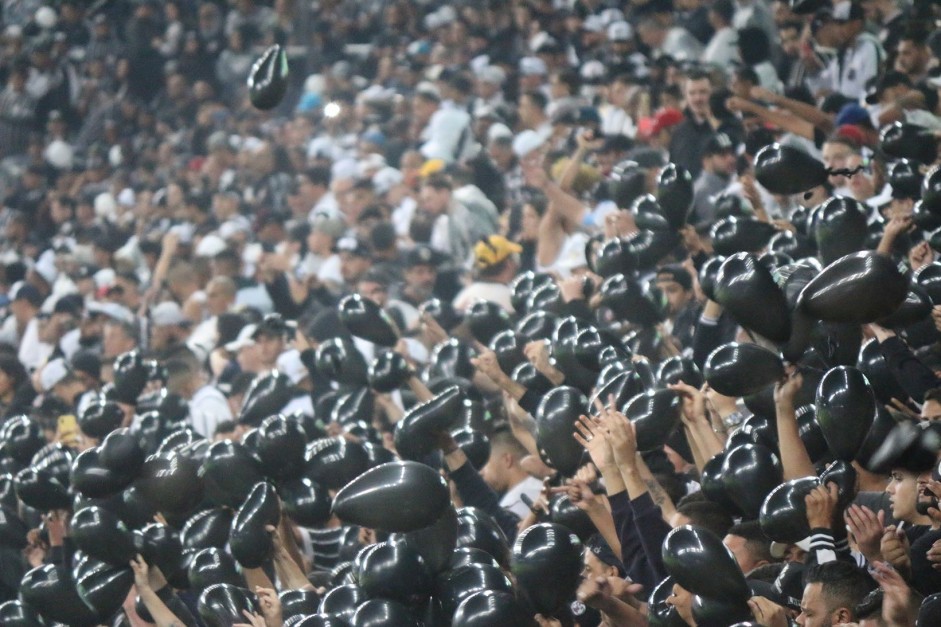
[453,282,515,314]
[501,475,545,520]
[190,384,233,437]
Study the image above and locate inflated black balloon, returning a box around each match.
[488,329,525,375]
[691,594,753,627]
[819,459,858,510]
[632,193,672,231]
[878,285,932,329]
[657,356,703,389]
[881,121,939,165]
[427,339,477,381]
[467,300,513,346]
[137,451,204,514]
[451,428,491,471]
[0,599,42,626]
[535,386,588,476]
[721,444,783,520]
[625,228,682,270]
[594,237,638,278]
[368,352,412,392]
[392,504,458,575]
[658,163,694,229]
[813,197,870,265]
[857,340,909,406]
[662,525,750,602]
[320,584,366,618]
[71,447,134,499]
[0,473,15,511]
[239,370,296,427]
[99,427,144,478]
[925,164,941,213]
[78,399,125,439]
[512,523,583,616]
[600,273,669,327]
[155,427,204,457]
[759,477,819,543]
[648,577,687,627]
[72,505,136,565]
[769,230,815,260]
[549,494,595,541]
[113,349,149,404]
[623,389,681,452]
[456,508,510,568]
[453,590,536,627]
[339,294,399,347]
[30,441,76,486]
[796,406,831,464]
[333,461,449,532]
[350,599,419,627]
[868,420,941,473]
[256,414,307,481]
[510,271,554,313]
[230,481,280,568]
[437,563,512,615]
[0,505,26,549]
[799,252,909,323]
[711,217,778,257]
[714,253,791,342]
[916,262,941,304]
[356,539,433,605]
[449,547,500,571]
[754,143,828,195]
[188,547,242,591]
[248,44,288,111]
[278,476,330,527]
[305,438,371,491]
[704,343,785,397]
[0,415,44,465]
[698,256,725,302]
[200,440,264,508]
[855,406,897,470]
[14,467,71,511]
[394,386,465,460]
[297,614,353,626]
[280,588,322,621]
[20,564,99,626]
[74,555,134,619]
[182,507,233,550]
[515,310,558,343]
[316,338,370,386]
[815,366,876,461]
[134,522,185,583]
[199,584,259,627]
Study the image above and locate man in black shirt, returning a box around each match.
[668,69,716,178]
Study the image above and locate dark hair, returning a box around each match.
[747,562,785,584]
[924,387,941,404]
[727,521,775,565]
[784,85,815,106]
[805,561,877,620]
[369,221,396,251]
[214,420,236,436]
[738,26,772,64]
[0,353,28,391]
[676,499,734,538]
[554,69,580,96]
[710,0,735,24]
[685,68,712,84]
[854,588,883,621]
[306,166,331,187]
[422,172,453,192]
[522,90,549,112]
[734,66,760,85]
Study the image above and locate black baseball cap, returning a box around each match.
[405,245,443,269]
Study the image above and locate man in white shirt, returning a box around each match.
[453,235,521,314]
[479,430,544,520]
[166,352,232,438]
[703,0,740,67]
[808,1,883,100]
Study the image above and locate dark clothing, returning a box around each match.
[609,490,658,593]
[668,111,714,178]
[448,461,521,543]
[692,313,738,371]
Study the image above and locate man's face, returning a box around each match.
[709,150,738,176]
[255,333,284,366]
[887,468,919,521]
[479,448,509,492]
[656,278,692,315]
[814,21,843,49]
[684,78,712,118]
[896,40,928,76]
[921,397,941,421]
[916,471,939,515]
[357,280,388,307]
[340,252,371,284]
[797,582,835,627]
[405,264,436,298]
[582,551,615,579]
[419,186,449,216]
[821,141,855,187]
[780,26,801,56]
[237,344,262,373]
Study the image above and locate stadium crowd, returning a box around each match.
[2,0,941,625]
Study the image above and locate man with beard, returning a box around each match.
[388,245,441,333]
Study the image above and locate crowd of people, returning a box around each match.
[2,0,941,625]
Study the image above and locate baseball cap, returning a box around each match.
[650,107,684,136]
[474,235,523,270]
[336,236,371,258]
[253,313,291,340]
[478,65,506,85]
[702,132,736,156]
[225,323,257,352]
[311,216,346,240]
[86,301,135,324]
[71,350,101,381]
[513,130,550,158]
[834,103,871,127]
[151,301,188,327]
[812,1,864,34]
[519,56,547,76]
[585,534,626,576]
[12,283,42,308]
[53,293,83,317]
[40,358,71,392]
[405,245,443,268]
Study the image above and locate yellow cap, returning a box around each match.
[418,158,445,178]
[474,235,523,269]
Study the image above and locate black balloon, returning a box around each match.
[877,285,932,329]
[0,600,42,626]
[305,438,371,491]
[99,428,144,477]
[247,44,288,111]
[14,467,71,511]
[350,599,418,627]
[78,399,125,439]
[535,386,588,476]
[239,370,296,427]
[0,415,44,465]
[467,300,513,346]
[316,338,370,386]
[704,342,785,397]
[657,356,703,389]
[815,366,876,461]
[698,256,725,302]
[281,476,332,527]
[137,451,204,514]
[648,577,687,627]
[623,389,681,452]
[456,508,510,568]
[813,196,870,265]
[332,461,450,532]
[453,590,536,627]
[881,121,939,165]
[20,564,99,626]
[858,340,910,405]
[113,349,149,404]
[394,386,465,460]
[594,237,638,278]
[355,539,433,605]
[280,589,322,620]
[710,217,778,257]
[759,477,819,543]
[368,352,412,392]
[200,440,264,508]
[320,584,366,618]
[721,444,783,520]
[437,563,512,615]
[769,230,815,260]
[549,493,595,541]
[74,555,134,619]
[134,522,185,584]
[799,251,909,323]
[198,584,259,627]
[339,294,399,347]
[71,447,133,499]
[452,428,491,471]
[426,338,477,381]
[512,523,583,616]
[257,414,307,481]
[399,505,458,574]
[856,406,898,469]
[0,505,26,549]
[796,406,831,464]
[754,143,828,195]
[658,163,694,230]
[661,525,750,602]
[600,273,669,327]
[691,594,753,627]
[625,228,682,270]
[230,481,280,568]
[182,507,233,550]
[714,253,791,342]
[188,547,242,591]
[72,505,136,565]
